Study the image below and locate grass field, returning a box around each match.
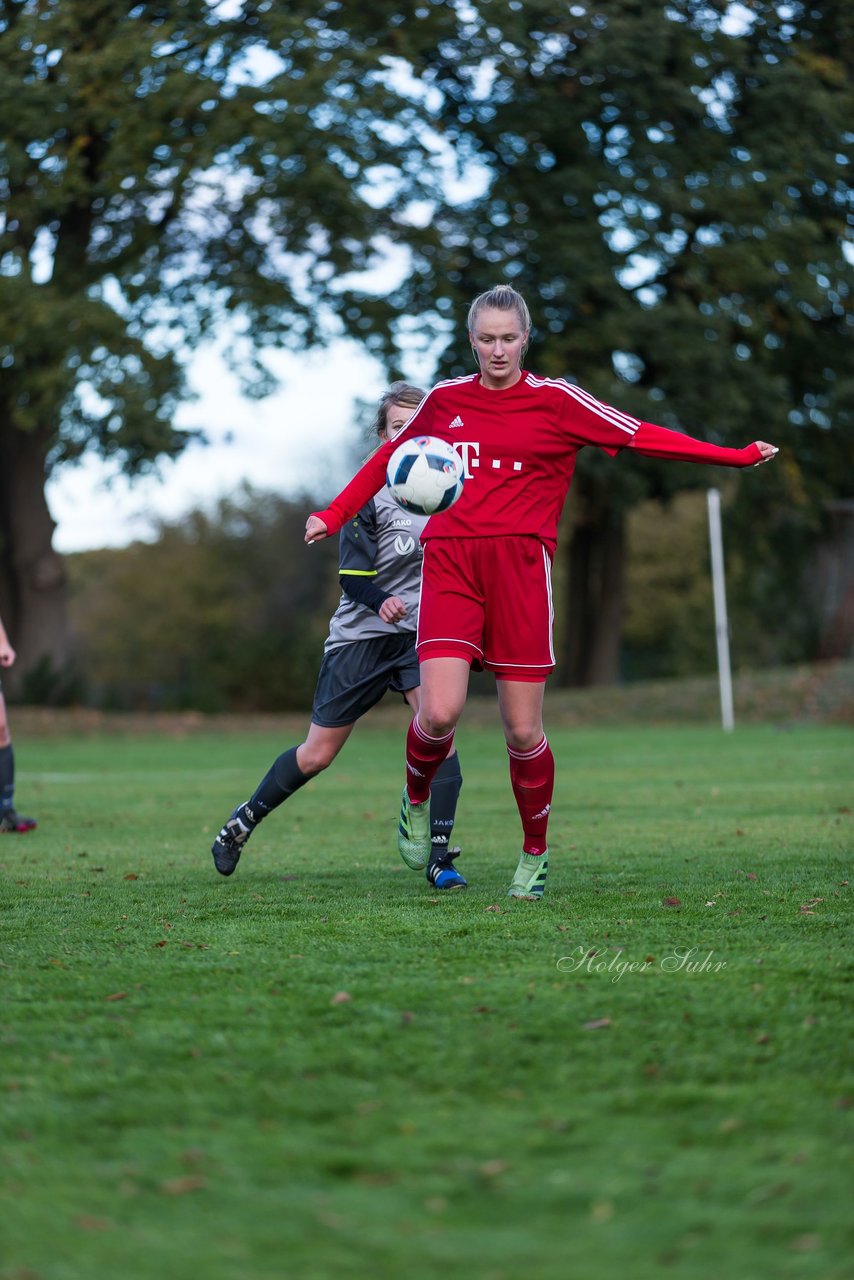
[1,714,851,1280]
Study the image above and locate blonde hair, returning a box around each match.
[467,284,532,337]
[370,381,425,439]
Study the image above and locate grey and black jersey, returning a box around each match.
[324,487,428,653]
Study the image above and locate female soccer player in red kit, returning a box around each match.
[305,285,778,900]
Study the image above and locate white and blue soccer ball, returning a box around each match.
[386,435,465,516]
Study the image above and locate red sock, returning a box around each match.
[406,717,455,805]
[507,736,554,856]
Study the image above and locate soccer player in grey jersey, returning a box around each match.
[211,383,465,889]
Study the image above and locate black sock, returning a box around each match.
[430,751,462,854]
[0,744,14,813]
[243,747,311,825]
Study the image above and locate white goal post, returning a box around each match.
[707,488,735,732]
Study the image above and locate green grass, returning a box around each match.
[1,718,851,1280]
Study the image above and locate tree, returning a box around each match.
[67,486,337,711]
[0,0,432,695]
[341,0,853,682]
[4,1,851,698]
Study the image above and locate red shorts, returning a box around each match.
[416,536,555,681]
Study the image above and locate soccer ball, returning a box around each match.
[386,436,465,516]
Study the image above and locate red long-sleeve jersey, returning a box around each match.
[313,372,763,554]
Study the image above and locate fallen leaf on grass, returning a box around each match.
[123,873,139,880]
[662,897,681,908]
[104,992,127,1002]
[583,1018,612,1031]
[153,940,168,948]
[789,1235,821,1253]
[330,991,352,1005]
[484,904,504,913]
[355,1170,397,1187]
[159,1176,206,1196]
[316,1210,349,1230]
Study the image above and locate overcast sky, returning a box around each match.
[46,336,400,554]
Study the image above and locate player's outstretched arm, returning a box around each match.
[306,444,395,541]
[305,516,328,544]
[752,441,778,464]
[629,422,778,468]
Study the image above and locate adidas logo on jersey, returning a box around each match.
[447,415,464,429]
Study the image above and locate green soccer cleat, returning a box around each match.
[398,786,431,870]
[507,849,549,900]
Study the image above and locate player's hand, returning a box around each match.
[305,515,328,544]
[378,596,407,624]
[0,642,15,667]
[752,441,779,465]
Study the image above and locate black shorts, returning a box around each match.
[311,632,420,728]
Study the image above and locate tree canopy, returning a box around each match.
[0,0,433,687]
[345,0,853,678]
[1,0,851,694]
